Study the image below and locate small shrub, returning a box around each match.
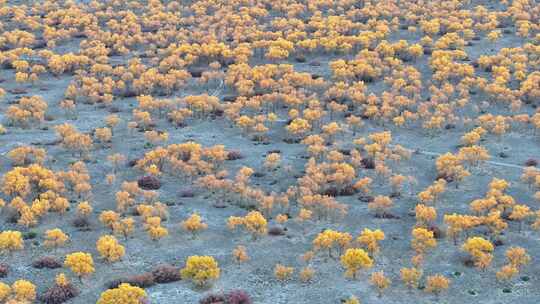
[106,273,156,289]
[222,95,237,103]
[226,290,252,304]
[226,151,243,160]
[23,231,38,240]
[323,187,339,197]
[6,208,20,223]
[294,55,306,63]
[199,293,226,304]
[361,158,375,169]
[428,225,445,239]
[199,290,252,304]
[138,176,161,190]
[151,264,181,283]
[0,264,8,278]
[32,256,62,269]
[524,159,538,167]
[72,217,90,228]
[462,256,475,268]
[339,186,357,196]
[40,283,79,304]
[179,189,195,198]
[252,172,265,178]
[268,227,286,236]
[188,67,204,78]
[358,195,374,203]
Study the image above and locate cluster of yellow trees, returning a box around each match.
[1,0,540,303]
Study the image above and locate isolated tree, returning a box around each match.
[264,153,281,172]
[0,282,10,302]
[276,214,288,224]
[7,146,46,166]
[400,267,422,291]
[11,280,36,303]
[340,248,373,279]
[0,230,24,256]
[505,247,531,269]
[462,237,494,270]
[96,235,125,263]
[509,205,532,232]
[411,227,437,255]
[444,213,481,245]
[97,283,147,304]
[425,274,450,297]
[233,245,249,263]
[370,271,391,297]
[496,264,519,284]
[100,210,120,231]
[44,228,69,250]
[144,216,168,242]
[435,152,470,187]
[313,229,352,259]
[357,228,385,255]
[113,218,135,240]
[95,127,112,146]
[415,204,437,227]
[274,263,295,281]
[368,195,393,216]
[344,295,360,304]
[107,153,126,174]
[228,211,267,240]
[77,201,93,218]
[181,213,208,238]
[290,257,311,278]
[180,255,220,287]
[64,252,95,282]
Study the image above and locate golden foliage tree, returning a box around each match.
[340,248,373,279]
[96,235,125,263]
[64,252,95,281]
[180,255,220,287]
[97,283,147,304]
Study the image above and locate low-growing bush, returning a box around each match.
[199,293,226,304]
[179,189,195,198]
[32,256,62,269]
[226,151,243,160]
[0,264,8,278]
[361,158,375,169]
[106,272,156,289]
[138,175,161,190]
[199,290,252,304]
[268,226,286,236]
[151,264,182,283]
[226,290,252,304]
[525,158,538,167]
[23,230,38,239]
[40,283,79,304]
[72,217,90,228]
